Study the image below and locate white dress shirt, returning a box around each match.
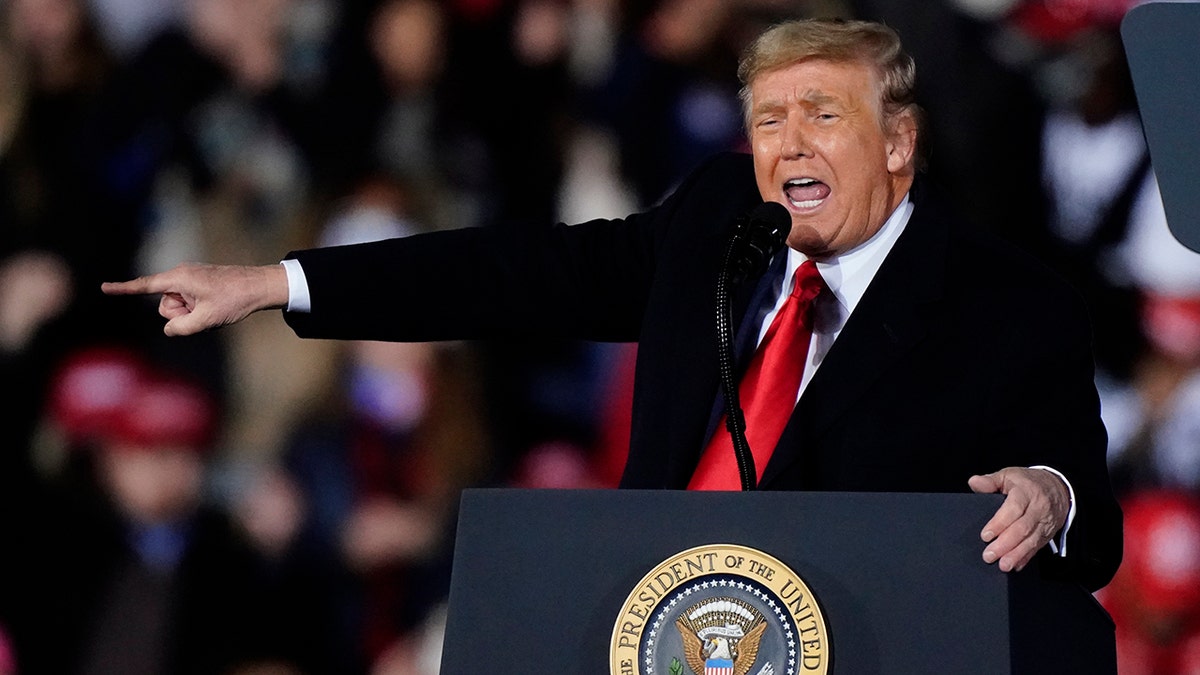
[758,193,914,401]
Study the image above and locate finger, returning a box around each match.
[101,276,166,296]
[100,280,137,295]
[982,511,1037,570]
[164,312,207,337]
[158,293,191,320]
[988,514,1046,572]
[979,487,1031,544]
[968,472,1003,494]
[998,530,1044,572]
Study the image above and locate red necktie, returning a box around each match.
[688,260,826,490]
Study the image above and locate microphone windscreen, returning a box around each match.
[730,201,790,285]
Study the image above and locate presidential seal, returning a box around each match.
[610,544,829,675]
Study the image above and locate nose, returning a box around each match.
[781,117,812,159]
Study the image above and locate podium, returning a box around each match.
[440,489,1115,674]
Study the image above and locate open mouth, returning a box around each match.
[784,178,830,209]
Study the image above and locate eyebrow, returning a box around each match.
[800,91,841,107]
[753,90,843,116]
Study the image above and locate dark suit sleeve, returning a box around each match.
[281,216,653,342]
[978,268,1123,592]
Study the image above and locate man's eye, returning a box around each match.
[816,113,838,121]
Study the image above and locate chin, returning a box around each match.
[786,230,831,258]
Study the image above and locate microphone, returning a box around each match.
[715,201,791,490]
[727,201,790,287]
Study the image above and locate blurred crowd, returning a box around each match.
[0,0,1198,673]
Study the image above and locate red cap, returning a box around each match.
[107,372,216,450]
[48,346,148,445]
[48,346,216,452]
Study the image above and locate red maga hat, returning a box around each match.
[48,346,216,451]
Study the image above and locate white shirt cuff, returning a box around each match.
[1030,465,1076,557]
[280,259,311,313]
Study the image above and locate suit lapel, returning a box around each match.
[759,194,951,488]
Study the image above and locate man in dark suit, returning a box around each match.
[104,18,1121,592]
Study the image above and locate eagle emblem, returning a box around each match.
[676,597,769,675]
[610,544,827,675]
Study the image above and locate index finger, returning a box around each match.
[101,275,170,296]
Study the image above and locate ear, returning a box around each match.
[885,111,918,174]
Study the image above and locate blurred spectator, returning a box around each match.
[1025,21,1150,382]
[85,0,186,59]
[363,0,489,232]
[591,0,748,207]
[1098,489,1200,675]
[369,0,449,179]
[443,0,574,226]
[77,0,358,270]
[1098,176,1200,498]
[233,184,494,673]
[92,0,315,257]
[8,345,331,674]
[270,336,492,673]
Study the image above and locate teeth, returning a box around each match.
[790,198,823,208]
[786,178,817,186]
